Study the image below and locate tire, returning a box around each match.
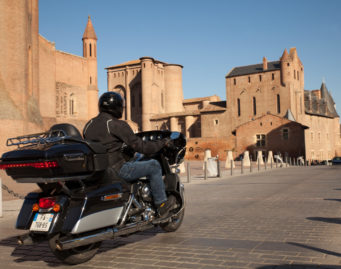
[159,209,185,232]
[49,234,101,265]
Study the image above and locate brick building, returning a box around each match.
[108,49,341,161]
[0,0,98,154]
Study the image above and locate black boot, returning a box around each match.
[158,195,176,218]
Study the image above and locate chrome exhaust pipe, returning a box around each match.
[17,234,39,246]
[57,222,154,250]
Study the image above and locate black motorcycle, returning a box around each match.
[0,123,186,265]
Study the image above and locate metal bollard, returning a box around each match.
[241,159,244,174]
[217,159,221,178]
[230,160,233,176]
[271,158,273,169]
[258,159,260,171]
[204,161,207,180]
[186,162,191,183]
[264,158,267,170]
[276,158,278,168]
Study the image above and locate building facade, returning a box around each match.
[0,0,98,154]
[107,49,341,161]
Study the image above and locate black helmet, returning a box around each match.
[98,92,124,118]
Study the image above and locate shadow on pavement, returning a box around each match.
[0,228,160,267]
[287,242,341,257]
[307,216,341,225]
[324,198,341,202]
[257,264,341,269]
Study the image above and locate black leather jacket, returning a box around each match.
[83,112,166,171]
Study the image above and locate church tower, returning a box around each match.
[82,16,98,118]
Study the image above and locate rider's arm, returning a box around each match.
[109,120,166,155]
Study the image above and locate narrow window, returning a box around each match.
[297,71,299,80]
[234,78,236,85]
[248,76,251,83]
[237,98,241,117]
[259,75,262,82]
[90,76,92,84]
[89,43,92,57]
[272,73,275,80]
[294,70,296,79]
[214,119,219,125]
[277,94,281,114]
[253,96,256,115]
[283,129,289,140]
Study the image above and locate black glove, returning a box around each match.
[163,138,175,149]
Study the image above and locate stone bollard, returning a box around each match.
[267,151,274,167]
[203,149,212,170]
[243,151,251,167]
[250,156,253,172]
[225,150,235,169]
[257,151,264,165]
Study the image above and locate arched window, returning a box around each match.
[89,43,92,57]
[69,93,76,116]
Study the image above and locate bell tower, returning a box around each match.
[82,16,98,118]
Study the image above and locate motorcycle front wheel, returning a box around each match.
[48,234,101,265]
[159,209,185,232]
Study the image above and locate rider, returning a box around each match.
[83,92,175,217]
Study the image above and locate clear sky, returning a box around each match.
[39,0,341,116]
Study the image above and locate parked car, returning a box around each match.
[332,156,341,165]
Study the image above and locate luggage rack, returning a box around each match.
[6,130,67,148]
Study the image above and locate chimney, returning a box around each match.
[263,57,268,71]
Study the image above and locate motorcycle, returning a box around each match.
[0,123,186,265]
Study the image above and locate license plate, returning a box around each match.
[30,213,54,232]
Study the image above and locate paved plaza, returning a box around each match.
[1,166,341,268]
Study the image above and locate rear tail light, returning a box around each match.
[38,197,56,209]
[0,161,59,170]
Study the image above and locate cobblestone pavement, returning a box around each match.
[1,166,341,268]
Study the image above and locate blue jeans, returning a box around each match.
[118,159,167,206]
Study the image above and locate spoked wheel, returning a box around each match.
[48,234,101,265]
[159,209,185,232]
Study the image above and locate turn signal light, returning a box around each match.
[52,204,61,212]
[39,197,56,209]
[0,161,59,170]
[32,203,39,212]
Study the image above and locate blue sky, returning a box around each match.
[39,0,341,115]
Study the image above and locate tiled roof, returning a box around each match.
[226,61,280,78]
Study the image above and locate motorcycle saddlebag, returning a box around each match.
[0,141,108,182]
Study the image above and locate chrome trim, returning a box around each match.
[71,206,123,234]
[58,221,154,250]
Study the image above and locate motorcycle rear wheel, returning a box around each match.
[159,209,184,232]
[49,234,101,265]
